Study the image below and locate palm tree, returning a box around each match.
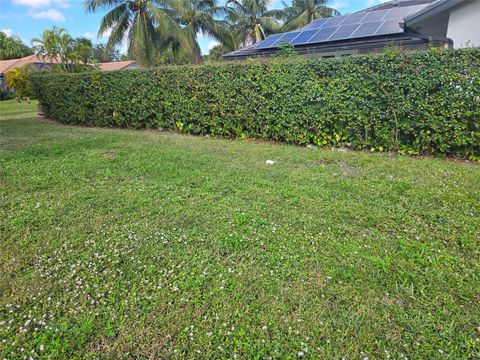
[215,22,242,52]
[171,0,227,64]
[83,0,189,66]
[32,27,77,72]
[206,43,225,60]
[74,37,94,64]
[226,0,280,47]
[274,0,340,32]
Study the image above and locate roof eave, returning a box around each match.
[404,0,463,26]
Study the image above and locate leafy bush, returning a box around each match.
[0,90,16,101]
[6,66,32,98]
[30,48,480,158]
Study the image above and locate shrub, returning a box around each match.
[30,48,480,159]
[6,66,32,98]
[0,90,15,101]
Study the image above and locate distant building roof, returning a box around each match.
[98,61,140,71]
[0,58,20,75]
[0,54,62,75]
[1,56,140,76]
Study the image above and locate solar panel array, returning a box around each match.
[254,4,428,50]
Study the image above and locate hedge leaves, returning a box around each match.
[30,48,480,158]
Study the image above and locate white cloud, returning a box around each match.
[87,27,126,51]
[31,8,66,21]
[84,28,112,42]
[267,0,283,10]
[83,31,96,40]
[1,29,14,37]
[196,31,207,40]
[366,0,388,6]
[101,28,112,40]
[118,37,128,54]
[0,12,24,20]
[207,40,219,51]
[13,0,69,8]
[330,1,350,10]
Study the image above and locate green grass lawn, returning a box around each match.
[1,99,479,359]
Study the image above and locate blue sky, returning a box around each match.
[0,0,387,55]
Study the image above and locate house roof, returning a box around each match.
[360,0,436,12]
[223,0,438,60]
[0,56,140,75]
[98,61,140,71]
[404,0,464,25]
[0,58,21,75]
[0,54,62,75]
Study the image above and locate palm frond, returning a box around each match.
[98,3,129,37]
[84,0,125,13]
[105,13,130,53]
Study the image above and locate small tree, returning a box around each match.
[275,41,298,57]
[5,66,32,98]
[206,44,225,61]
[92,43,121,62]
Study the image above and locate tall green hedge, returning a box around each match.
[30,48,480,158]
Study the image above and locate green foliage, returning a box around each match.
[91,43,121,63]
[226,0,281,46]
[275,41,298,57]
[0,31,33,60]
[1,100,480,358]
[0,90,16,101]
[73,37,94,65]
[269,0,340,32]
[5,66,32,98]
[84,0,192,66]
[174,0,229,64]
[32,27,95,73]
[30,48,480,159]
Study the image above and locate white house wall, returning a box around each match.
[447,0,480,48]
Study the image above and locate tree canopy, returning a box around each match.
[82,0,340,65]
[32,27,94,72]
[22,0,340,67]
[0,32,33,60]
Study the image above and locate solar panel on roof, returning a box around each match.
[323,16,347,27]
[272,31,301,46]
[302,18,330,30]
[340,12,368,25]
[329,24,360,41]
[383,7,412,20]
[362,9,389,22]
[350,21,383,38]
[290,29,319,45]
[225,2,436,58]
[307,26,339,43]
[253,3,425,51]
[374,19,403,36]
[255,34,284,49]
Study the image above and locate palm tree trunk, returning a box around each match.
[194,44,202,64]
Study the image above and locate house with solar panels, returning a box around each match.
[223,0,480,60]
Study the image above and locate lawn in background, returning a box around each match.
[1,100,479,359]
